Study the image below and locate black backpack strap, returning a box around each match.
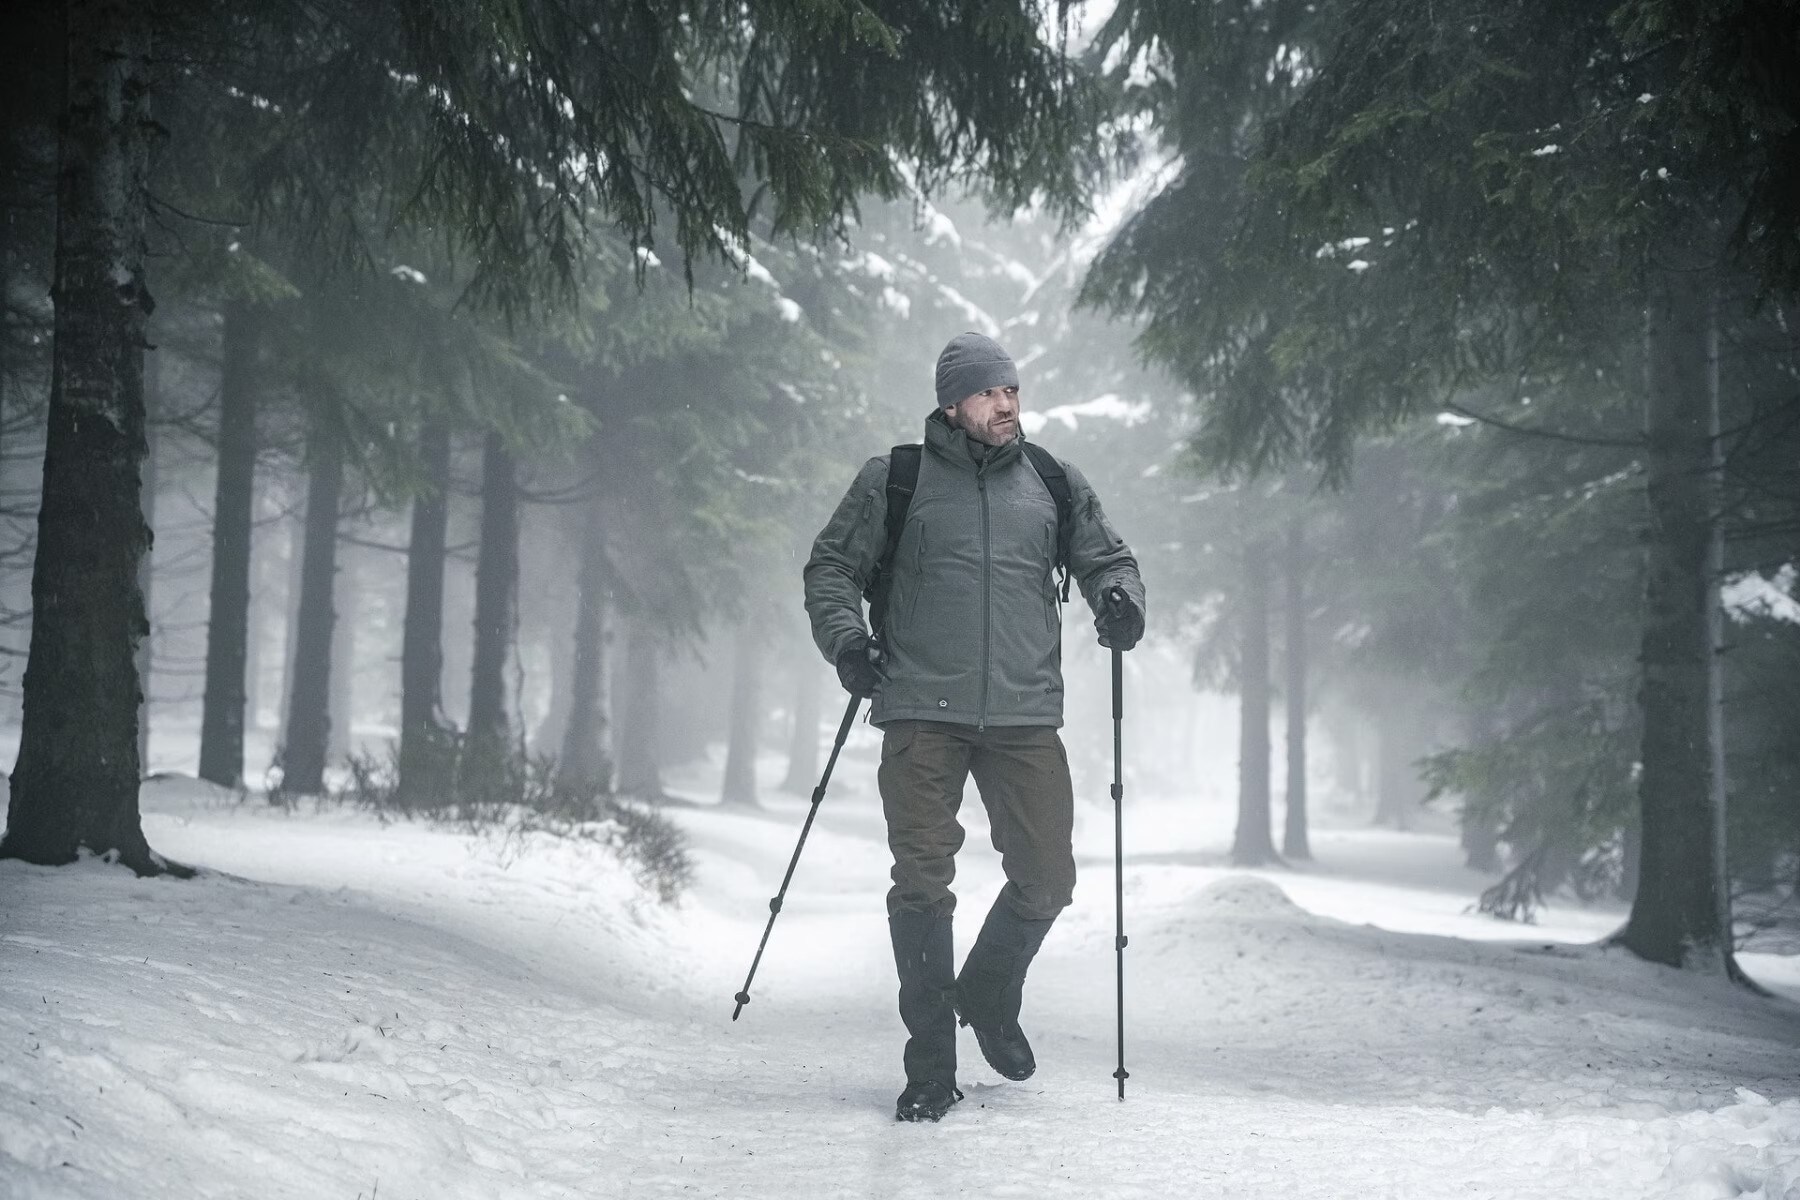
[866,444,922,634]
[1021,441,1075,602]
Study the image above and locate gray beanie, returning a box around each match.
[934,332,1018,409]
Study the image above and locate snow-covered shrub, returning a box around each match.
[333,738,693,903]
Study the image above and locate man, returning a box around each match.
[803,331,1146,1123]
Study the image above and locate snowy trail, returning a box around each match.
[5,768,1800,1199]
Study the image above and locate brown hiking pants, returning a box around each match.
[877,720,1076,922]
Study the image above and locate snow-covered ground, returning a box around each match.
[4,742,1800,1199]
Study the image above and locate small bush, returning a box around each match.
[334,732,693,904]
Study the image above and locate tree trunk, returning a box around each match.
[1461,809,1502,872]
[558,513,611,790]
[397,418,451,804]
[1616,263,1741,978]
[1,0,177,873]
[614,617,664,798]
[1281,517,1310,860]
[1372,698,1412,830]
[328,545,357,761]
[1233,540,1278,866]
[780,659,823,793]
[277,498,303,736]
[534,618,574,755]
[280,421,344,796]
[197,301,260,787]
[466,430,517,760]
[720,619,764,807]
[136,352,159,775]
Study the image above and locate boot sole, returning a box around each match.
[895,1086,963,1122]
[968,1023,1036,1081]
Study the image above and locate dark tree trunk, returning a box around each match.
[277,500,303,736]
[1281,518,1311,860]
[244,514,264,736]
[1,1,179,873]
[280,422,344,796]
[397,419,452,802]
[197,301,261,787]
[1617,822,1642,902]
[614,617,664,798]
[780,659,823,794]
[558,514,611,789]
[466,430,517,759]
[720,619,764,807]
[1233,540,1278,866]
[1617,264,1741,978]
[1461,810,1502,873]
[136,352,159,774]
[328,545,357,761]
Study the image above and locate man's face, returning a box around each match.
[947,385,1021,446]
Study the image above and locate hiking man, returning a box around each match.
[803,331,1146,1122]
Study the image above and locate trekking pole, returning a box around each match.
[1107,586,1129,1100]
[732,689,862,1020]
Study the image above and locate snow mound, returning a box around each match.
[1191,874,1306,918]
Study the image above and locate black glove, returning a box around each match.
[834,635,884,698]
[1096,590,1144,652]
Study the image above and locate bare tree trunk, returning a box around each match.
[1372,699,1412,830]
[1,0,178,873]
[277,498,303,736]
[466,431,517,764]
[1281,518,1311,860]
[1617,263,1742,979]
[614,617,664,798]
[398,418,451,803]
[1233,540,1278,866]
[280,420,344,796]
[136,351,159,775]
[558,513,611,789]
[780,658,823,793]
[1617,822,1642,902]
[328,545,357,761]
[720,619,764,807]
[198,301,260,787]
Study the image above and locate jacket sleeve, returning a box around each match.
[1063,460,1147,626]
[803,455,890,664]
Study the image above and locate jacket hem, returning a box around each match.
[871,703,1065,729]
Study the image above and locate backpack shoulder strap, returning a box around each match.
[1021,441,1075,602]
[866,444,922,634]
[884,444,922,561]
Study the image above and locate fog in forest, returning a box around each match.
[4,1,1800,1194]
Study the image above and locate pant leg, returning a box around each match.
[878,720,975,918]
[967,725,1077,922]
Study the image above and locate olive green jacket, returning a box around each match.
[804,411,1145,728]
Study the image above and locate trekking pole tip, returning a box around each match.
[732,991,750,1020]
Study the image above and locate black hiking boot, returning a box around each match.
[895,1079,963,1123]
[955,901,1055,1082]
[889,911,958,1108]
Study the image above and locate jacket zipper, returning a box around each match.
[977,464,991,730]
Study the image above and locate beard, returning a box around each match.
[952,408,1020,446]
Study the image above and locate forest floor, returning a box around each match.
[4,740,1800,1199]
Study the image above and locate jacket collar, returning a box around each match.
[922,408,1024,473]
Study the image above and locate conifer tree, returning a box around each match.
[3,0,1101,870]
